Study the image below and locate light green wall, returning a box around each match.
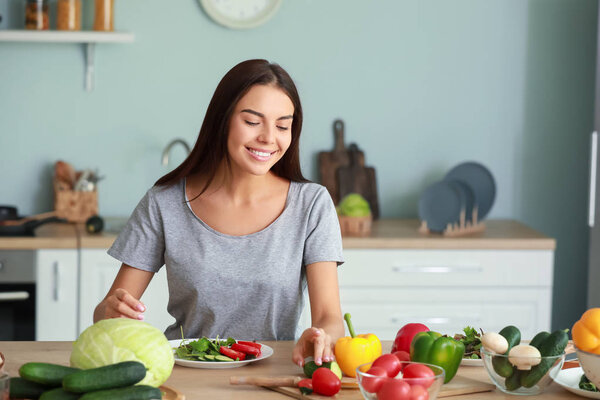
[0,0,596,331]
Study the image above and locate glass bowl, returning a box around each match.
[355,361,445,400]
[576,347,600,388]
[481,346,565,395]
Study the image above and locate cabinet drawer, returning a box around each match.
[340,249,553,287]
[340,287,551,341]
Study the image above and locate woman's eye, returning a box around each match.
[277,125,289,131]
[245,120,259,126]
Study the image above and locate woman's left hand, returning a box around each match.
[292,327,335,367]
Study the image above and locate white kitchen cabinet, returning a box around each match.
[36,249,79,341]
[338,249,554,340]
[78,249,174,335]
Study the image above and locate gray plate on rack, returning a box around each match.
[445,162,495,220]
[446,179,476,223]
[418,180,464,233]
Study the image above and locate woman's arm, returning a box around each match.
[292,261,345,366]
[93,263,154,323]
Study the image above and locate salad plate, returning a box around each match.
[168,339,273,369]
[554,367,600,399]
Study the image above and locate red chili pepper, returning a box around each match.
[237,341,263,351]
[231,343,261,357]
[219,346,246,361]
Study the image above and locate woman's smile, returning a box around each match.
[246,146,278,161]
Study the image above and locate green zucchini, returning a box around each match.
[9,377,50,399]
[19,362,81,386]
[529,331,550,349]
[520,329,569,388]
[504,367,522,391]
[78,385,162,400]
[62,361,146,393]
[492,325,521,378]
[39,387,81,400]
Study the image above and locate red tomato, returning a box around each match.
[403,364,435,388]
[312,367,341,396]
[409,384,429,400]
[393,350,411,371]
[377,378,411,400]
[298,378,313,390]
[391,323,430,353]
[360,366,388,393]
[372,354,402,377]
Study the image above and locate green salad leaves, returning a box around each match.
[453,326,483,359]
[175,335,236,361]
[580,374,599,392]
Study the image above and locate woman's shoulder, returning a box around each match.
[291,181,333,207]
[147,178,184,203]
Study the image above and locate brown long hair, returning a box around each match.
[155,59,307,194]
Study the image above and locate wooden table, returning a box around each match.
[0,341,580,399]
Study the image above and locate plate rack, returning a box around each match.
[419,208,486,237]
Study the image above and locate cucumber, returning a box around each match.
[499,325,521,349]
[19,362,81,386]
[492,356,514,378]
[62,361,146,393]
[504,367,522,391]
[40,387,81,400]
[204,354,215,361]
[78,385,161,400]
[9,377,50,399]
[529,331,550,349]
[214,355,234,362]
[520,329,569,388]
[492,325,521,378]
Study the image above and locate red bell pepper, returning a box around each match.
[219,346,246,361]
[391,323,430,353]
[231,343,261,358]
[237,341,262,351]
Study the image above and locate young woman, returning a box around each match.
[93,59,345,367]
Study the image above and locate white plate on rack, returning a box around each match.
[460,357,483,367]
[554,367,600,399]
[169,339,273,369]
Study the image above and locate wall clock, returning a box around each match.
[200,0,282,30]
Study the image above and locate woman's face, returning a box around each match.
[227,84,294,177]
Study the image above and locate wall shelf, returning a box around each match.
[0,30,135,91]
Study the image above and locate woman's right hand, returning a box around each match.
[101,288,146,320]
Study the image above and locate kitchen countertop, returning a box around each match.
[0,340,578,399]
[0,219,555,250]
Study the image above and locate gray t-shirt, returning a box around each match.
[107,179,344,340]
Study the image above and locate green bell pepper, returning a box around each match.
[409,331,465,383]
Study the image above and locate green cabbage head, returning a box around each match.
[339,193,371,217]
[70,318,174,387]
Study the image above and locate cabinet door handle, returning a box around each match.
[0,291,30,301]
[392,265,482,274]
[53,261,61,301]
[391,316,481,325]
[589,131,598,227]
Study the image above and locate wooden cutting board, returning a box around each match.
[318,120,364,204]
[266,375,494,399]
[161,384,185,400]
[336,143,379,219]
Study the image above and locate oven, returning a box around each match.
[0,251,36,340]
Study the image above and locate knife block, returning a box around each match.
[53,179,98,223]
[338,215,372,237]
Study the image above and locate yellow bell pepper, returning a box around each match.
[334,313,382,377]
[573,308,600,354]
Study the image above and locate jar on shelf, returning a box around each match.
[24,0,49,30]
[57,0,81,30]
[93,0,113,31]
